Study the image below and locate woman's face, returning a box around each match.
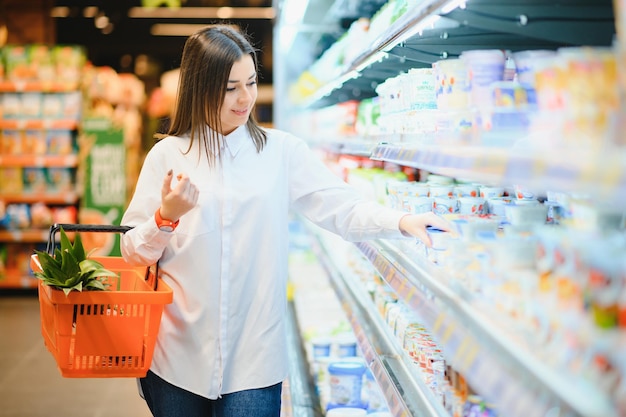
[220,54,258,135]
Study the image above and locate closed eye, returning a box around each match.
[226,81,257,92]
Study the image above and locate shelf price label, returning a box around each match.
[403,286,417,306]
[454,336,479,371]
[34,156,45,167]
[385,266,395,283]
[432,312,446,335]
[505,155,535,183]
[9,230,24,241]
[475,151,506,177]
[14,80,26,91]
[596,153,623,195]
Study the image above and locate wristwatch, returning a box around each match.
[155,209,179,232]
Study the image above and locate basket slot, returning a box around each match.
[71,355,144,372]
[74,303,147,318]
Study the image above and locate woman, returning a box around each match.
[121,25,452,417]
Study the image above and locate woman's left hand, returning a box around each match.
[399,212,456,248]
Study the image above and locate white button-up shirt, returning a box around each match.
[120,125,407,399]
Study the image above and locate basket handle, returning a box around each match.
[45,223,160,291]
[46,223,133,253]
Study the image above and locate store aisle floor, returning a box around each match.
[0,295,152,417]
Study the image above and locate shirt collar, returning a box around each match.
[222,125,247,157]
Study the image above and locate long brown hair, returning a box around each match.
[167,24,267,165]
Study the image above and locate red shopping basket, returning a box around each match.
[30,224,173,378]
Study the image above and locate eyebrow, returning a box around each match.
[228,73,257,83]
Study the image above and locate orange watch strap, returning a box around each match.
[155,209,180,230]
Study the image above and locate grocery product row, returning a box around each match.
[298,43,619,145]
[0,128,76,155]
[0,44,86,90]
[1,90,82,122]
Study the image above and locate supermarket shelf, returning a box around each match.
[317,139,381,158]
[356,239,619,417]
[0,119,79,130]
[295,0,614,109]
[311,229,449,417]
[0,80,80,93]
[298,0,451,108]
[0,154,78,167]
[0,192,79,205]
[369,142,626,204]
[0,269,38,289]
[390,26,560,64]
[0,229,52,243]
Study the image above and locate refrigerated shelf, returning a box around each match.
[355,239,619,417]
[311,227,450,417]
[292,0,614,109]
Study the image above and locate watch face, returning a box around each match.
[159,225,175,232]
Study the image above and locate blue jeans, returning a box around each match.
[140,370,282,417]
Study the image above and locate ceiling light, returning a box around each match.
[151,23,238,36]
[94,14,109,29]
[50,7,70,18]
[83,6,99,18]
[101,23,114,35]
[129,7,275,19]
[216,7,234,19]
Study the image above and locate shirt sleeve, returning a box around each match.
[119,142,176,266]
[286,135,408,242]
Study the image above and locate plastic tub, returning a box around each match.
[328,359,367,406]
[311,337,332,358]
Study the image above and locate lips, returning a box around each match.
[232,109,248,116]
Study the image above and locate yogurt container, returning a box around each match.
[433,196,458,214]
[328,359,367,407]
[311,337,332,358]
[458,197,486,215]
[335,334,358,358]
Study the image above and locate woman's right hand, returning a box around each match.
[159,169,199,221]
[398,211,456,248]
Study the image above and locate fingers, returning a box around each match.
[160,172,199,221]
[426,212,455,233]
[400,212,456,248]
[172,174,197,201]
[186,180,200,205]
[161,169,174,199]
[415,228,433,248]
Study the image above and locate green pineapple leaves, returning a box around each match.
[34,227,118,295]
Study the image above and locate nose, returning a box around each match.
[238,88,252,103]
